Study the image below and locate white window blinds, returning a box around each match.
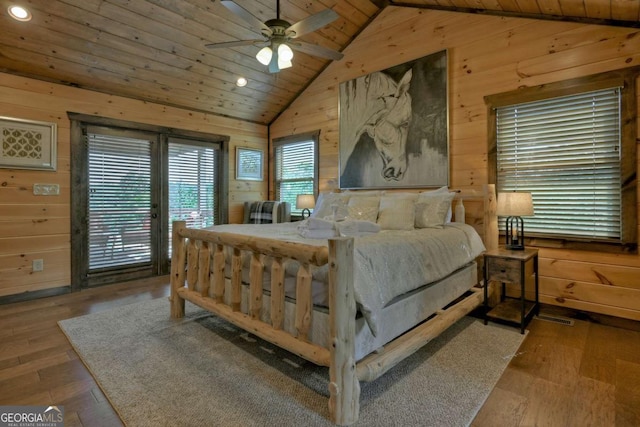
[168,141,219,228]
[168,140,220,255]
[88,133,152,270]
[274,136,316,215]
[496,87,622,241]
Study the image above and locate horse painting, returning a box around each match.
[339,50,449,189]
[339,69,413,187]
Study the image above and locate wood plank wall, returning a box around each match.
[270,7,640,321]
[0,73,268,298]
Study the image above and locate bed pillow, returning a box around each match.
[347,195,380,222]
[376,193,418,230]
[312,192,350,219]
[415,191,455,228]
[419,186,453,223]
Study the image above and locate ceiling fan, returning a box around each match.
[206,0,344,73]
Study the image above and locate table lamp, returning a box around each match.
[496,191,534,250]
[296,194,315,219]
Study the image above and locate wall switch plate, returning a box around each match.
[33,183,60,195]
[33,259,44,272]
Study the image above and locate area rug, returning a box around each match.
[59,298,526,427]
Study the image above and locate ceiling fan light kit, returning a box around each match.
[256,44,293,70]
[207,0,344,74]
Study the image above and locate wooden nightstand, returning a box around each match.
[483,247,539,334]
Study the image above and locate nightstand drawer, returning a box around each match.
[487,257,521,283]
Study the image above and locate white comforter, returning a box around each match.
[204,222,485,335]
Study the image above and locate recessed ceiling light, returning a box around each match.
[236,77,248,87]
[8,5,31,21]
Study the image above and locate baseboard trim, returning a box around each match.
[0,286,72,305]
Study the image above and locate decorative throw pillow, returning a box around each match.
[347,205,378,222]
[377,194,418,230]
[346,195,380,222]
[415,191,455,228]
[313,192,350,219]
[418,187,453,223]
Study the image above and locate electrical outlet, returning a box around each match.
[33,259,44,272]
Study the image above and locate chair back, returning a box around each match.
[243,201,291,224]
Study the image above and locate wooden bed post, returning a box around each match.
[484,184,498,251]
[483,184,499,305]
[328,237,360,426]
[170,220,187,318]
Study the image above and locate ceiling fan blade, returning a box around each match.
[285,9,339,39]
[289,40,344,61]
[220,0,272,36]
[205,39,264,49]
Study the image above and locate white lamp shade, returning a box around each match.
[277,58,292,69]
[296,194,315,210]
[256,46,272,65]
[278,43,294,61]
[497,192,534,216]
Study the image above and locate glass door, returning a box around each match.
[86,127,159,285]
[73,122,226,288]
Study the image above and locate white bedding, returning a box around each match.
[204,222,485,335]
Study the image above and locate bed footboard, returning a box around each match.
[170,221,360,425]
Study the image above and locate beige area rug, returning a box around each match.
[59,298,526,427]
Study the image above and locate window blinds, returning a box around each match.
[88,133,152,270]
[275,139,316,215]
[496,87,621,240]
[168,140,219,255]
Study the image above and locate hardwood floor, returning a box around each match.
[0,277,638,426]
[474,313,640,427]
[0,277,170,427]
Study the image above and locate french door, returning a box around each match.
[73,123,225,288]
[86,127,160,285]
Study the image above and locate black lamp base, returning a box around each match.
[505,216,525,250]
[301,208,311,219]
[505,242,525,250]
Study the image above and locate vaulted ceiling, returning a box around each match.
[0,0,638,125]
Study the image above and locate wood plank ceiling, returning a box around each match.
[0,0,638,125]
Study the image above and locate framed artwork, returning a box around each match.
[339,49,448,189]
[235,147,263,181]
[0,116,57,171]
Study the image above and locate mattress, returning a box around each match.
[207,221,485,335]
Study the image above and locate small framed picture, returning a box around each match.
[235,147,263,181]
[0,116,57,171]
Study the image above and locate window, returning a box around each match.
[168,139,221,255]
[486,68,637,251]
[273,131,319,216]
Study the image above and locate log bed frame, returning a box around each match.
[170,184,498,425]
